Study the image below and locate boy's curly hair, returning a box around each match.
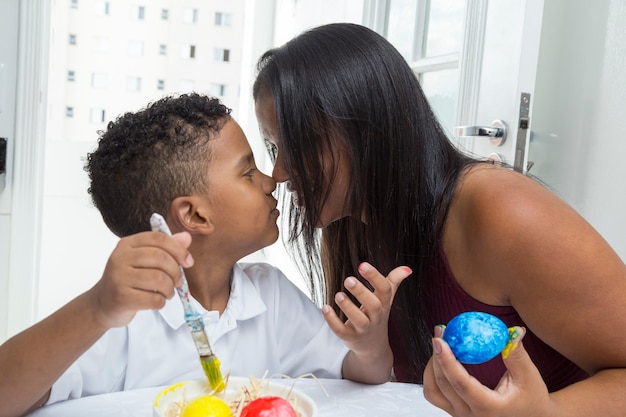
[85,93,231,237]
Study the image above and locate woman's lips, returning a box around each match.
[285,180,302,206]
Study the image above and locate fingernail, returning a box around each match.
[184,253,194,267]
[358,262,371,273]
[402,266,413,275]
[434,324,446,338]
[502,326,525,359]
[322,305,331,314]
[432,338,443,355]
[344,277,357,288]
[335,292,346,303]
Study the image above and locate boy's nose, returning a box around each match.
[263,173,277,194]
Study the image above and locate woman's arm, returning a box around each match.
[425,165,626,416]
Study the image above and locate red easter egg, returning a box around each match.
[240,396,296,417]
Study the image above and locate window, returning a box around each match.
[210,83,227,97]
[183,8,198,23]
[213,48,230,62]
[161,9,169,20]
[68,34,77,45]
[65,107,74,117]
[370,0,465,132]
[181,44,196,59]
[91,72,108,89]
[90,108,106,124]
[91,36,110,53]
[130,5,145,20]
[157,79,165,90]
[70,0,78,9]
[94,1,110,16]
[215,12,232,27]
[127,40,144,56]
[159,44,167,55]
[67,70,75,81]
[126,76,141,92]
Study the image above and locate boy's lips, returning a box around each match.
[270,200,280,216]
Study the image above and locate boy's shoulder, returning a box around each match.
[235,261,310,299]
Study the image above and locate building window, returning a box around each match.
[70,0,78,9]
[157,79,165,90]
[66,107,74,117]
[213,48,230,62]
[161,9,169,20]
[210,83,227,97]
[215,12,232,27]
[130,5,145,20]
[90,108,106,124]
[126,76,141,92]
[67,70,75,81]
[183,8,198,23]
[69,34,77,45]
[181,44,196,59]
[127,40,144,56]
[95,1,110,16]
[91,36,110,53]
[91,73,108,89]
[159,44,167,55]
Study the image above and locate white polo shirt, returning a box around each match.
[48,262,348,404]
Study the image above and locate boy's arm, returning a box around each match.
[0,231,193,417]
[0,291,112,416]
[323,263,411,384]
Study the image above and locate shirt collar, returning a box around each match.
[159,263,267,329]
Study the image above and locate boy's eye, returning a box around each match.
[244,168,255,178]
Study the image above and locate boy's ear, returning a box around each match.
[169,196,215,235]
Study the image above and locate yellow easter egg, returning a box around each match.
[181,395,232,417]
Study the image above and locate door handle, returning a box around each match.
[453,120,507,146]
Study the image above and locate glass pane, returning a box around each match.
[386,0,417,61]
[425,0,465,57]
[420,68,459,134]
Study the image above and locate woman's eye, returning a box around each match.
[264,140,278,162]
[244,168,255,178]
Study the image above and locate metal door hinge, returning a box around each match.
[0,138,6,192]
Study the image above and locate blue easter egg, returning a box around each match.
[442,312,509,364]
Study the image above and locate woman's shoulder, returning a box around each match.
[453,164,561,233]
[443,164,574,303]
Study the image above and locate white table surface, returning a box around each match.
[26,378,451,417]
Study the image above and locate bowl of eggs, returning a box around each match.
[153,376,317,417]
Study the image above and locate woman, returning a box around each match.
[253,23,626,416]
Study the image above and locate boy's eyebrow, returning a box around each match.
[235,152,255,168]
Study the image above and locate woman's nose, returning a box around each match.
[271,154,289,184]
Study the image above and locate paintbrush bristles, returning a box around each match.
[201,355,226,393]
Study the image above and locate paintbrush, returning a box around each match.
[150,213,226,393]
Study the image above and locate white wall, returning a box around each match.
[530,0,626,259]
[0,0,19,342]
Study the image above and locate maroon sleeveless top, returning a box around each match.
[389,248,589,391]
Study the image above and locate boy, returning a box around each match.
[0,94,409,417]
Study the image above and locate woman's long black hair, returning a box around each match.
[253,23,480,380]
